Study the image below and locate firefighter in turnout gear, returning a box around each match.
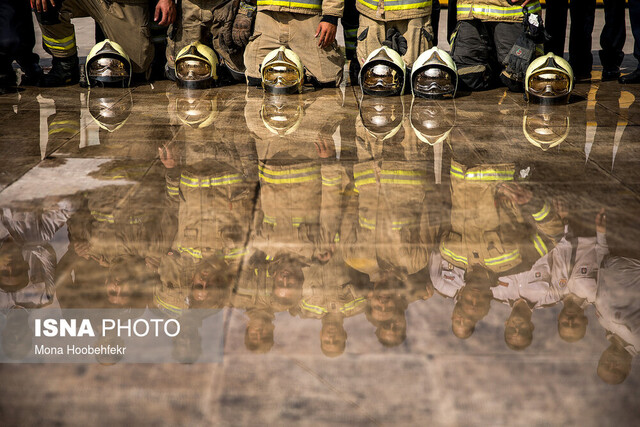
[450,0,543,91]
[243,0,345,87]
[355,0,433,70]
[31,0,175,86]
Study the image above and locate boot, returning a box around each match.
[0,59,16,95]
[38,55,80,87]
[349,59,361,87]
[17,53,43,86]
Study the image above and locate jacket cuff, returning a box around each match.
[321,15,339,26]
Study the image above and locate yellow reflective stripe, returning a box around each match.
[322,175,341,186]
[532,202,550,222]
[441,244,468,265]
[154,294,183,315]
[50,120,77,126]
[48,127,78,135]
[345,28,358,36]
[225,248,248,260]
[42,33,74,44]
[391,219,417,231]
[464,169,514,181]
[381,178,426,185]
[359,215,376,230]
[178,246,203,259]
[532,234,548,257]
[180,174,243,188]
[354,177,376,188]
[167,184,179,196]
[259,173,320,184]
[266,254,273,261]
[384,1,432,10]
[91,211,115,223]
[334,233,340,243]
[257,0,321,8]
[457,3,541,18]
[292,216,303,227]
[484,249,520,266]
[43,33,76,51]
[263,215,276,225]
[259,164,320,176]
[450,164,465,179]
[354,169,374,178]
[301,300,328,315]
[341,297,366,313]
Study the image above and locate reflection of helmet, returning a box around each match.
[261,47,304,95]
[410,98,456,145]
[525,53,574,104]
[260,94,304,136]
[411,47,458,99]
[88,89,133,132]
[359,46,406,97]
[175,96,218,128]
[523,105,570,150]
[85,39,132,88]
[359,96,405,139]
[175,42,219,89]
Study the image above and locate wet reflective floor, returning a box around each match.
[1,77,640,425]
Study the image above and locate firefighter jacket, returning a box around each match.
[356,0,432,22]
[439,160,563,275]
[456,0,541,23]
[298,250,367,319]
[257,0,344,18]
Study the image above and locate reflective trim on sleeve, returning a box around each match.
[177,245,203,259]
[531,234,548,257]
[301,300,328,314]
[359,215,376,230]
[440,243,468,265]
[532,202,551,222]
[484,249,520,266]
[340,297,366,313]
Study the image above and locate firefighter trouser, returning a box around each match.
[165,0,217,68]
[244,11,344,85]
[356,14,433,68]
[0,0,39,70]
[450,19,520,91]
[38,0,152,74]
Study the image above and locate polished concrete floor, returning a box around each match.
[1,10,640,427]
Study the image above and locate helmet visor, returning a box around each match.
[413,67,456,98]
[262,64,301,91]
[88,57,129,78]
[528,71,570,97]
[362,63,401,94]
[525,113,569,143]
[176,59,212,81]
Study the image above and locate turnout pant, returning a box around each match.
[451,19,521,91]
[38,0,152,74]
[244,11,344,85]
[356,14,433,68]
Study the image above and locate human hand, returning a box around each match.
[31,0,56,12]
[154,0,176,26]
[315,22,337,49]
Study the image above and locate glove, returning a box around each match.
[381,28,408,56]
[503,32,535,83]
[523,11,551,44]
[219,0,241,53]
[232,0,257,48]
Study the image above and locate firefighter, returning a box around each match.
[450,0,543,91]
[355,0,433,70]
[243,0,345,88]
[31,0,176,86]
[165,0,249,83]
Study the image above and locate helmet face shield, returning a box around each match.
[261,48,304,95]
[525,53,574,105]
[410,100,456,145]
[412,67,457,98]
[175,97,217,128]
[260,95,304,135]
[411,48,458,99]
[360,47,406,97]
[86,40,132,88]
[175,42,218,89]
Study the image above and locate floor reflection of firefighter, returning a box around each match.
[491,209,609,348]
[158,90,257,311]
[296,250,369,357]
[341,96,446,346]
[595,253,640,384]
[245,89,346,313]
[430,104,565,340]
[66,159,167,309]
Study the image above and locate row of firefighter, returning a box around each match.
[1,95,639,383]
